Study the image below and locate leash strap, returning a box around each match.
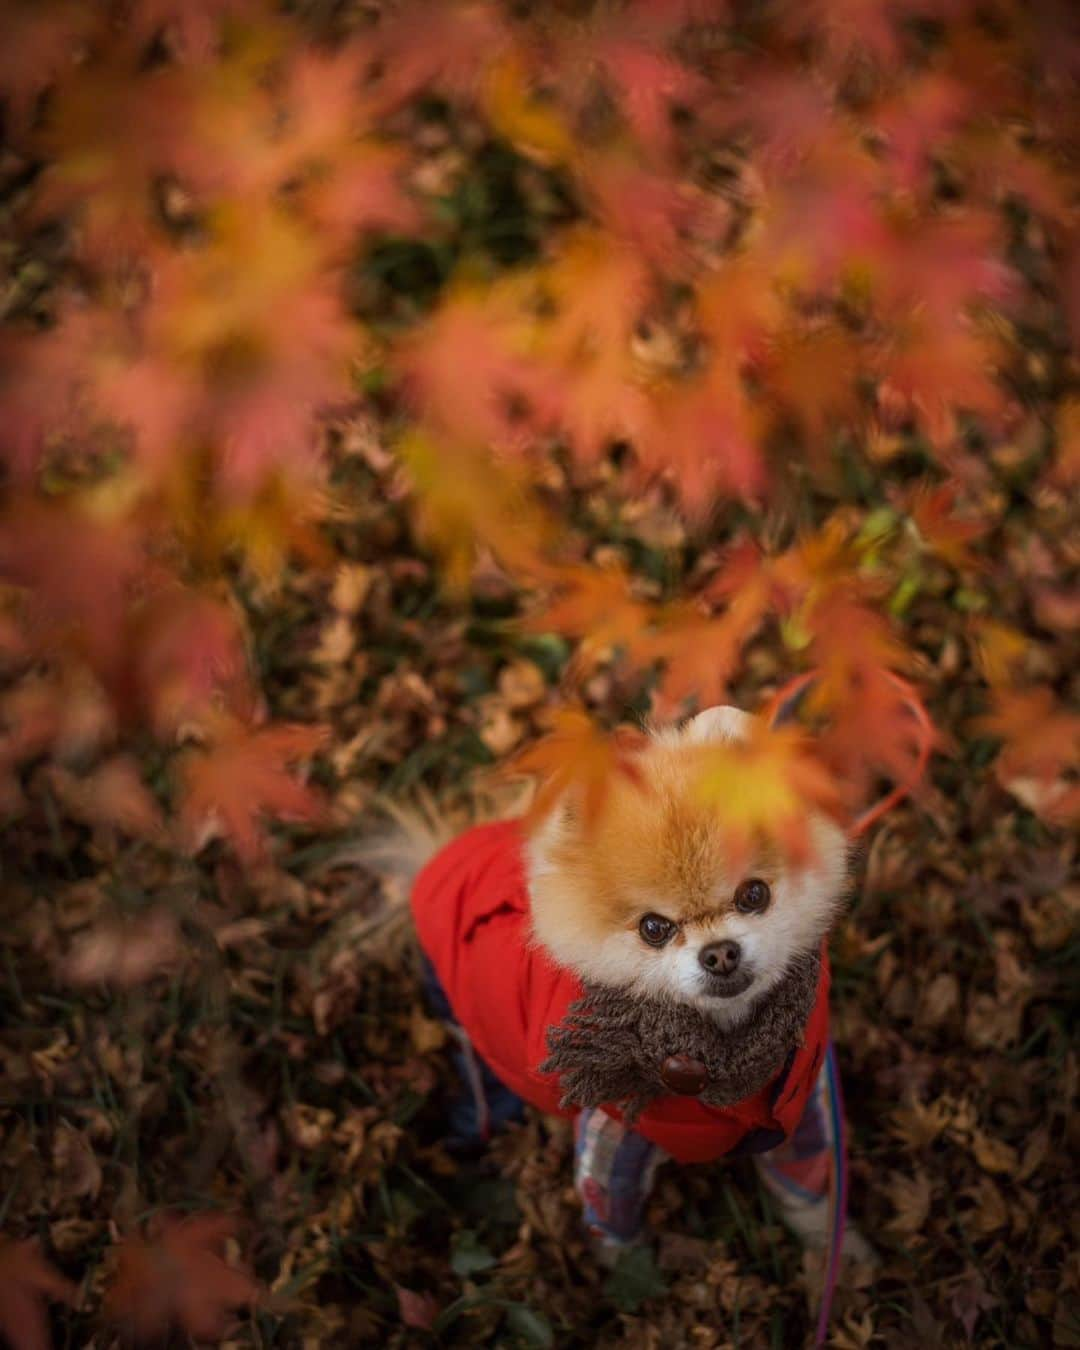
[767,672,932,1343]
[814,1041,849,1347]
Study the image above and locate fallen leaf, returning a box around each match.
[0,1239,77,1350]
[103,1212,258,1343]
[884,1168,933,1235]
[395,1284,438,1330]
[177,721,327,865]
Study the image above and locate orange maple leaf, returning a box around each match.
[973,687,1080,824]
[0,1238,77,1350]
[103,1212,258,1344]
[764,325,862,453]
[177,721,327,864]
[538,229,653,462]
[643,365,766,516]
[508,709,648,829]
[805,590,928,799]
[527,564,654,669]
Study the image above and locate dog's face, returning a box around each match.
[525,707,849,1025]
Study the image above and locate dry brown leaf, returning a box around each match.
[884,1169,933,1235]
[970,1130,1019,1176]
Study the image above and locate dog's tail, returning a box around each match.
[327,783,532,954]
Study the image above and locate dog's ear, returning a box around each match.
[678,705,754,746]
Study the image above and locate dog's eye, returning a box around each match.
[638,913,677,947]
[734,878,771,914]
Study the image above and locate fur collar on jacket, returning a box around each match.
[540,955,820,1124]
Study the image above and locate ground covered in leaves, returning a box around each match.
[0,407,1076,1349]
[1,1,1079,1344]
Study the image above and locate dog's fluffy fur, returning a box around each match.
[525,707,850,1028]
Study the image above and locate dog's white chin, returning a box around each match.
[682,982,762,1028]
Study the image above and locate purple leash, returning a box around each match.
[814,1040,849,1347]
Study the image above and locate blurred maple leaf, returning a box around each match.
[153,204,354,497]
[781,0,905,75]
[973,687,1080,825]
[400,431,555,589]
[177,721,327,864]
[538,229,653,462]
[510,709,648,828]
[398,283,554,451]
[692,721,844,868]
[103,1212,258,1343]
[44,755,165,843]
[586,33,708,162]
[970,620,1029,687]
[131,0,260,63]
[0,0,96,136]
[35,54,201,261]
[0,499,145,689]
[806,590,928,799]
[527,564,653,669]
[904,481,986,569]
[647,605,750,714]
[483,52,576,165]
[874,318,1012,448]
[0,1237,77,1350]
[764,325,862,453]
[133,588,257,738]
[365,0,510,111]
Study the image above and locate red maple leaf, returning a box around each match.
[397,284,554,451]
[365,1,511,112]
[128,0,259,63]
[0,1237,77,1350]
[874,72,972,195]
[177,720,327,864]
[807,591,928,801]
[588,35,708,161]
[0,499,146,689]
[0,1,96,136]
[103,1212,259,1344]
[874,317,1013,448]
[584,156,712,269]
[763,324,862,452]
[781,0,905,75]
[903,480,986,569]
[133,588,258,738]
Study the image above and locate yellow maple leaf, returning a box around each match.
[691,721,844,867]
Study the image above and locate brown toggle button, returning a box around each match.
[660,1054,708,1095]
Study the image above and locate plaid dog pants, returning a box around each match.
[422,957,840,1242]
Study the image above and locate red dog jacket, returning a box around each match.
[411,819,831,1164]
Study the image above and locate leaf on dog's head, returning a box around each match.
[692,721,844,868]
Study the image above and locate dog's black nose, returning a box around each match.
[699,940,741,975]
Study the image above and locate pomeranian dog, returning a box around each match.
[377,702,869,1271]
